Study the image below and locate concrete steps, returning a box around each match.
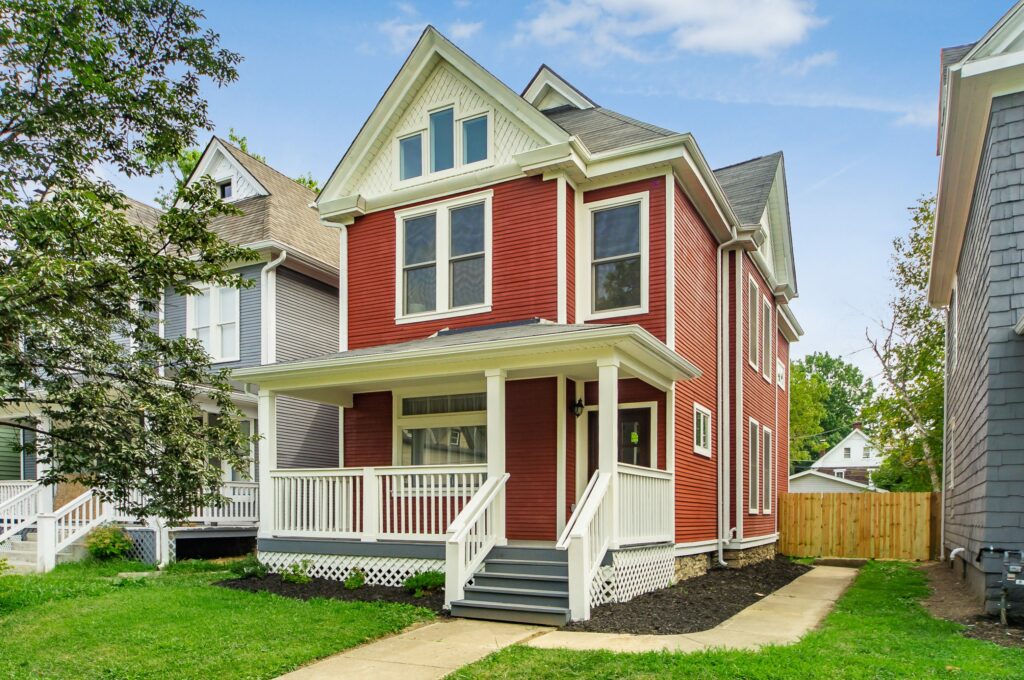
[450,545,571,626]
[1,530,88,574]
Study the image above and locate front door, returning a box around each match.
[586,408,652,479]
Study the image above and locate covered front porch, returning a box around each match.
[238,321,699,621]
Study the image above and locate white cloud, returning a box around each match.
[782,50,837,76]
[396,2,417,15]
[450,20,484,40]
[379,17,426,53]
[516,0,824,63]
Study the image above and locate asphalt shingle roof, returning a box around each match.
[713,152,783,225]
[543,105,679,154]
[122,196,163,231]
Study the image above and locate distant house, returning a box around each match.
[789,470,884,494]
[810,426,884,486]
[929,2,1024,616]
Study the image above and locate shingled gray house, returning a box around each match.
[931,2,1024,615]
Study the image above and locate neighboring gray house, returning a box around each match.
[930,3,1024,616]
[160,137,342,473]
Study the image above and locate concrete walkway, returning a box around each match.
[524,565,858,653]
[277,618,546,680]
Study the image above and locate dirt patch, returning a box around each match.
[218,574,445,613]
[563,557,811,635]
[921,562,1024,649]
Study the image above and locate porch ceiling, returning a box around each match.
[235,322,700,403]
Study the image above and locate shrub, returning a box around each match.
[85,524,134,561]
[228,554,268,580]
[343,567,366,590]
[281,559,312,585]
[403,570,444,597]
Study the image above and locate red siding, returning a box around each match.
[582,177,667,341]
[344,392,392,467]
[506,378,558,540]
[741,254,779,538]
[565,184,576,324]
[672,181,720,544]
[346,177,559,349]
[583,379,667,470]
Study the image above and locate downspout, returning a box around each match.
[260,250,288,365]
[717,234,741,567]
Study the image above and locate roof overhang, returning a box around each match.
[788,469,883,492]
[777,303,804,342]
[235,324,700,401]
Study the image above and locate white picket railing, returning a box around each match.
[617,464,674,546]
[558,471,613,621]
[37,488,110,571]
[189,481,259,524]
[270,465,487,541]
[444,473,509,606]
[0,480,37,506]
[0,483,44,545]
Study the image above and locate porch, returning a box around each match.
[238,321,699,622]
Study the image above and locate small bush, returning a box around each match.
[404,570,444,597]
[85,524,134,561]
[228,554,268,580]
[343,567,366,590]
[281,559,312,585]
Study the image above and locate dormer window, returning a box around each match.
[429,108,454,172]
[218,180,233,199]
[396,106,490,183]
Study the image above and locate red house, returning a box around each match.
[238,27,802,625]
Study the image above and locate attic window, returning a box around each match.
[218,180,232,199]
[397,107,490,184]
[463,115,487,164]
[429,108,455,172]
[400,134,423,180]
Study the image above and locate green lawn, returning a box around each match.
[451,562,1024,680]
[0,559,432,679]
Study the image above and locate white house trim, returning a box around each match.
[556,175,568,324]
[665,171,677,350]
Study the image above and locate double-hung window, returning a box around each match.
[397,106,490,183]
[693,404,712,457]
[396,392,487,467]
[762,427,772,513]
[188,284,239,363]
[762,298,772,381]
[397,192,492,321]
[585,193,648,318]
[748,278,760,371]
[749,418,760,513]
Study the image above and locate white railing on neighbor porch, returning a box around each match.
[617,464,674,546]
[0,480,37,506]
[270,465,487,541]
[110,482,259,526]
[557,471,613,621]
[0,482,44,545]
[445,473,509,606]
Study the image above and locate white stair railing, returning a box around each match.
[0,482,45,546]
[37,489,110,572]
[0,481,38,505]
[557,472,612,621]
[444,473,509,607]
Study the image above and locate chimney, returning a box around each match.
[852,421,862,431]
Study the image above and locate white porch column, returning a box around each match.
[257,390,277,539]
[597,358,619,548]
[485,368,507,545]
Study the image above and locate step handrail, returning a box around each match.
[555,472,613,621]
[0,482,44,545]
[555,471,602,550]
[444,473,509,607]
[52,488,109,554]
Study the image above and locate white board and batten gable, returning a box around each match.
[187,138,268,203]
[811,428,885,470]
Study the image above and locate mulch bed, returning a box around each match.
[562,557,811,635]
[921,562,1024,649]
[218,574,446,613]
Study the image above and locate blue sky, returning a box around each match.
[112,1,1012,380]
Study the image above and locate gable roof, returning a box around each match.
[713,152,783,225]
[123,196,164,231]
[543,105,679,155]
[189,137,338,272]
[811,428,880,469]
[522,64,598,111]
[789,469,884,492]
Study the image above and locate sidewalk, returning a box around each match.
[524,565,858,653]
[277,618,546,680]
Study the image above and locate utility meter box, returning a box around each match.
[1004,550,1024,588]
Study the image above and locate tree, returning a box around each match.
[865,196,944,491]
[0,0,258,521]
[788,361,828,464]
[796,352,874,451]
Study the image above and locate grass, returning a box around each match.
[0,558,433,679]
[451,562,1024,680]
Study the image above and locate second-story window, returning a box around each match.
[396,191,492,322]
[584,192,649,318]
[188,284,239,363]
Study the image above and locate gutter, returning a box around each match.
[717,232,742,567]
[260,250,288,365]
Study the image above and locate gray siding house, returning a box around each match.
[931,4,1024,616]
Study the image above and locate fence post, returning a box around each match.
[362,468,378,541]
[36,512,57,572]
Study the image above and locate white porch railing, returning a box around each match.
[37,488,110,571]
[270,464,487,541]
[617,464,674,546]
[0,480,37,506]
[0,482,44,545]
[110,482,259,526]
[557,471,613,621]
[445,473,509,606]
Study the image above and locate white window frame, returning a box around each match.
[583,401,659,470]
[693,403,712,458]
[581,191,650,321]
[843,447,852,459]
[748,417,760,514]
[394,190,493,324]
[776,358,786,389]
[762,426,773,514]
[186,283,240,363]
[391,387,488,468]
[762,297,772,382]
[748,276,760,371]
[394,104,494,187]
[834,469,846,479]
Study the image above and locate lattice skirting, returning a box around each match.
[259,551,445,588]
[123,527,158,564]
[590,544,675,609]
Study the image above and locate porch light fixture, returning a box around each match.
[573,398,585,418]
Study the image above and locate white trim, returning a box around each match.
[394,190,493,324]
[391,388,488,467]
[776,358,786,389]
[556,375,567,534]
[665,172,676,349]
[580,400,660,470]
[693,403,712,458]
[762,426,773,514]
[260,251,287,366]
[735,253,744,539]
[580,190,650,321]
[338,407,345,467]
[674,538,719,557]
[522,66,596,111]
[748,417,760,514]
[761,297,772,383]
[339,225,349,351]
[393,106,495,189]
[727,533,778,550]
[556,176,568,324]
[186,282,240,364]
[573,378,586,507]
[747,275,759,372]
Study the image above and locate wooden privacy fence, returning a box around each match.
[778,492,941,561]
